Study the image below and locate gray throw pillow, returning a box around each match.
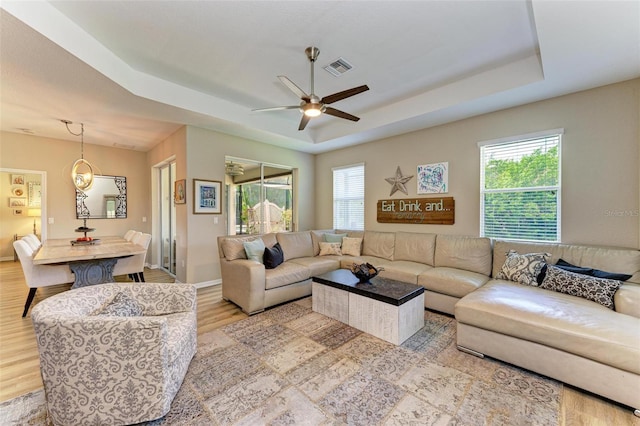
[540,265,621,309]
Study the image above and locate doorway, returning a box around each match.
[158,162,176,275]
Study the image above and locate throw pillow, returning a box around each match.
[95,292,143,317]
[263,242,284,269]
[243,238,266,263]
[323,233,347,245]
[556,258,632,281]
[540,265,622,310]
[341,237,363,256]
[319,242,342,256]
[496,250,550,286]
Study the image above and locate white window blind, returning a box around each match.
[333,164,364,230]
[479,130,562,242]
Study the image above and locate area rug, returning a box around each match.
[0,298,561,425]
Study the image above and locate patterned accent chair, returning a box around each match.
[31,282,197,425]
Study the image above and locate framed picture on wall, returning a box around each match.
[193,179,221,214]
[11,174,24,185]
[9,197,26,207]
[174,179,186,204]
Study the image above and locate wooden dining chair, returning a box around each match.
[13,239,75,317]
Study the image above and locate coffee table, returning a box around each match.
[312,269,425,345]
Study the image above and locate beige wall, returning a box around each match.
[315,79,640,249]
[183,126,315,284]
[0,132,150,258]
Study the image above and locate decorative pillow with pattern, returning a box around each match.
[496,250,550,286]
[540,265,622,309]
[319,242,342,256]
[341,237,363,257]
[95,292,144,317]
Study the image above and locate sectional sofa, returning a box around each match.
[217,230,640,414]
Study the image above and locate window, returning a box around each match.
[479,129,562,242]
[333,164,364,230]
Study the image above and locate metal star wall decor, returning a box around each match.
[385,166,413,196]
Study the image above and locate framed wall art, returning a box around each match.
[417,162,449,194]
[193,179,221,214]
[11,174,24,185]
[174,179,186,204]
[9,197,26,207]
[28,182,41,207]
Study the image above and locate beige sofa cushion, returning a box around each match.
[265,262,310,290]
[277,231,313,261]
[289,257,341,277]
[419,267,490,298]
[615,283,640,318]
[492,240,640,284]
[435,234,492,276]
[362,231,395,260]
[380,261,432,285]
[455,280,640,375]
[394,232,436,266]
[221,236,255,261]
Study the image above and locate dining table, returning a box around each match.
[33,236,147,288]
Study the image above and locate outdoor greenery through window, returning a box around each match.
[480,130,562,242]
[333,164,364,230]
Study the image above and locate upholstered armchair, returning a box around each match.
[31,282,197,426]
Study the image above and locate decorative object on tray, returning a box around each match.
[73,218,96,244]
[385,166,413,196]
[350,262,383,283]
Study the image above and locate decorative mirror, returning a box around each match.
[76,175,127,219]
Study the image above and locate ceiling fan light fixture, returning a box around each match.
[302,103,323,117]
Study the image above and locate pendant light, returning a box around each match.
[63,120,94,191]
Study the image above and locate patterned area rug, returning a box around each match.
[0,298,561,425]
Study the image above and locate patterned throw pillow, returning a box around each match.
[319,242,342,256]
[341,237,363,257]
[540,265,622,309]
[496,250,550,286]
[95,292,143,317]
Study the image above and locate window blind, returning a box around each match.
[480,132,561,242]
[333,164,364,230]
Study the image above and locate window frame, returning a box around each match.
[478,129,563,243]
[332,163,365,231]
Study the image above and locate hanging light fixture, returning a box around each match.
[63,120,94,191]
[225,161,245,176]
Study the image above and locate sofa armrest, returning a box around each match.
[220,258,267,314]
[615,283,640,318]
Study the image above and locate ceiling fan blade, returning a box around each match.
[252,105,299,112]
[298,115,311,131]
[278,76,309,99]
[324,107,360,122]
[321,85,369,105]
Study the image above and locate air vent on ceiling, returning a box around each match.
[323,57,353,77]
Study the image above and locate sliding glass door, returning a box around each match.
[225,158,294,235]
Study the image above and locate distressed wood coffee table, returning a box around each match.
[312,269,425,345]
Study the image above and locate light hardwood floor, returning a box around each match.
[1,260,638,425]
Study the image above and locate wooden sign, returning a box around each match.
[377,197,455,225]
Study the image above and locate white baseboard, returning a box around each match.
[1,256,15,262]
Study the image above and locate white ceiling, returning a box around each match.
[1,1,638,154]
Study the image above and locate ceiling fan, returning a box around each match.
[253,46,369,131]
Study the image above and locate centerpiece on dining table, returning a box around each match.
[350,262,383,284]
